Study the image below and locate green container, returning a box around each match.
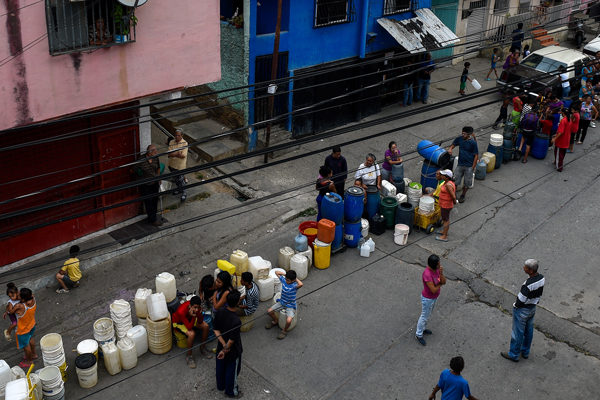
[380,196,399,229]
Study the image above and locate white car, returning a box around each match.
[583,34,600,57]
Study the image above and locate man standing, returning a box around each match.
[448,127,478,203]
[501,259,545,362]
[415,254,446,346]
[137,144,162,226]
[168,128,188,202]
[417,53,434,104]
[214,291,243,398]
[429,356,479,400]
[324,145,348,196]
[172,296,212,369]
[511,22,524,52]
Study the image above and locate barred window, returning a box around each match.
[314,0,354,27]
[383,0,411,16]
[493,0,510,13]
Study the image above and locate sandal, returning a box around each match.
[435,236,449,242]
[521,159,527,163]
[186,355,196,369]
[265,321,277,330]
[277,331,287,340]
[55,288,69,294]
[18,361,32,369]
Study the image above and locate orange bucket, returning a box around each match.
[299,221,318,249]
[317,219,336,243]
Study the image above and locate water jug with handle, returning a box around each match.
[294,233,308,252]
[155,272,177,302]
[320,192,343,224]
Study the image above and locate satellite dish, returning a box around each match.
[117,0,148,7]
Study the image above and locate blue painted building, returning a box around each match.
[216,0,457,144]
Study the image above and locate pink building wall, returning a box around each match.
[0,0,221,131]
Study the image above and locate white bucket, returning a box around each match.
[38,366,63,392]
[40,333,66,367]
[117,337,138,370]
[77,339,99,360]
[110,299,133,340]
[418,196,435,214]
[394,224,410,245]
[490,133,503,147]
[471,79,481,90]
[146,317,172,355]
[76,363,98,389]
[361,218,369,238]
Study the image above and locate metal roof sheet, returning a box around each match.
[377,8,459,54]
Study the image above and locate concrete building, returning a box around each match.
[0,0,220,266]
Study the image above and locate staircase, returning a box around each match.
[531,24,559,47]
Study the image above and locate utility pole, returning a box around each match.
[264,0,282,163]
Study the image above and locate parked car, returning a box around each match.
[497,46,592,97]
[583,34,600,57]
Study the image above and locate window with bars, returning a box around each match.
[314,0,354,27]
[383,0,411,15]
[45,0,136,55]
[493,0,510,13]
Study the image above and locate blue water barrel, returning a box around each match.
[531,133,549,159]
[475,160,487,180]
[343,220,361,248]
[486,143,503,169]
[391,163,404,181]
[395,202,415,233]
[365,186,380,220]
[502,139,513,163]
[332,223,343,250]
[417,140,451,167]
[503,122,515,139]
[321,192,343,224]
[394,180,405,195]
[420,161,438,191]
[344,186,364,222]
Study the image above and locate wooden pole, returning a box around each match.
[264,0,282,163]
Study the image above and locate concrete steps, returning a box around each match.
[531,27,559,47]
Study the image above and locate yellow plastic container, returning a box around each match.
[217,259,236,276]
[482,152,496,173]
[239,315,254,332]
[173,329,188,349]
[313,239,331,270]
[230,250,249,275]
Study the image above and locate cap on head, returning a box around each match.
[439,169,453,179]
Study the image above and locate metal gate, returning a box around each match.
[465,1,487,51]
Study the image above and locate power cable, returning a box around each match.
[0,0,44,17]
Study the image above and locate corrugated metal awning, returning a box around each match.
[377,8,459,54]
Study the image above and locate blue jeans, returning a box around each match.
[508,306,536,360]
[417,78,431,102]
[216,355,242,396]
[416,295,437,337]
[561,86,570,100]
[403,83,413,106]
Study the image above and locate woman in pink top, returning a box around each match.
[415,254,446,346]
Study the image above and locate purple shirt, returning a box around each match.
[382,149,400,171]
[422,267,441,299]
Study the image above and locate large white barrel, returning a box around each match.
[248,256,271,279]
[110,299,133,340]
[117,337,138,370]
[134,288,152,319]
[155,272,177,302]
[126,325,149,357]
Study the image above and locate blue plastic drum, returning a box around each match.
[486,143,503,169]
[391,163,404,181]
[420,161,438,191]
[343,220,361,248]
[417,140,451,167]
[531,133,549,159]
[321,192,343,224]
[332,223,343,250]
[365,186,380,219]
[344,186,364,222]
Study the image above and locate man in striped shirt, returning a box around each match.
[236,272,259,317]
[501,259,545,362]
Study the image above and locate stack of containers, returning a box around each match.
[487,133,504,169]
[343,187,364,248]
[407,182,423,208]
[39,333,67,381]
[38,366,64,399]
[93,317,116,355]
[319,192,344,251]
[110,299,133,340]
[417,140,451,190]
[146,292,172,354]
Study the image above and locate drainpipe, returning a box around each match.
[359,0,370,58]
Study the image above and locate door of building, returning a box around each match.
[465,1,487,52]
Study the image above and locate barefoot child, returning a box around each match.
[3,283,19,341]
[14,288,38,368]
[265,270,303,340]
[486,48,500,81]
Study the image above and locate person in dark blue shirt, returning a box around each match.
[511,22,524,51]
[324,145,348,195]
[429,356,479,400]
[449,127,478,203]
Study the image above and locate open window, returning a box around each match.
[314,0,355,28]
[383,0,411,16]
[45,0,137,55]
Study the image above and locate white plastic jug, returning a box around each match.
[117,337,138,370]
[290,254,308,280]
[269,268,286,294]
[134,288,152,319]
[146,293,169,321]
[155,272,177,302]
[5,378,28,400]
[296,247,313,267]
[381,180,396,197]
[126,325,148,357]
[248,256,271,280]
[360,243,370,257]
[230,250,249,275]
[366,237,375,253]
[396,193,407,204]
[471,79,481,90]
[257,278,275,301]
[101,342,121,376]
[278,247,294,270]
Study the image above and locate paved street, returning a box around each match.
[2,56,599,399]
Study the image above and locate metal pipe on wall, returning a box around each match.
[359,0,370,58]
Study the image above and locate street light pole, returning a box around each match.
[264,0,282,163]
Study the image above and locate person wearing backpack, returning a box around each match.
[517,106,539,163]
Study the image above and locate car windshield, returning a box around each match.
[521,54,567,72]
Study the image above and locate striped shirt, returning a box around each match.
[278,276,298,309]
[515,274,544,308]
[243,282,260,316]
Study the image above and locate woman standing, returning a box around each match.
[575,95,598,144]
[381,141,403,183]
[552,108,571,172]
[316,166,336,221]
[435,170,457,242]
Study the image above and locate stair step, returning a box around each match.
[531,29,548,37]
[159,106,208,126]
[541,40,560,47]
[537,35,555,43]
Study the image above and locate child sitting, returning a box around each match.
[3,283,19,341]
[236,272,260,317]
[56,245,82,294]
[265,270,303,340]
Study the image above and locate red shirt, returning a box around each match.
[570,112,580,133]
[172,301,202,331]
[512,97,523,112]
[555,118,571,149]
[540,119,553,136]
[438,181,455,209]
[422,267,442,299]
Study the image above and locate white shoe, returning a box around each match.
[591,121,596,128]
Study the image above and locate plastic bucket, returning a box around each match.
[75,353,98,389]
[394,224,410,245]
[417,140,451,167]
[379,196,399,229]
[93,318,116,356]
[490,133,503,147]
[44,386,65,400]
[395,202,415,233]
[420,160,438,191]
[77,339,99,360]
[313,240,331,270]
[299,221,318,249]
[38,366,63,392]
[173,329,188,348]
[343,220,361,248]
[320,192,343,224]
[365,185,380,219]
[344,186,364,222]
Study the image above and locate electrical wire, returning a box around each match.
[0,0,44,18]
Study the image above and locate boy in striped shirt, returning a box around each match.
[236,272,260,317]
[266,270,303,340]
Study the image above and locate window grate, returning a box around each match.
[314,0,355,28]
[45,0,136,56]
[383,0,411,16]
[493,0,509,13]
